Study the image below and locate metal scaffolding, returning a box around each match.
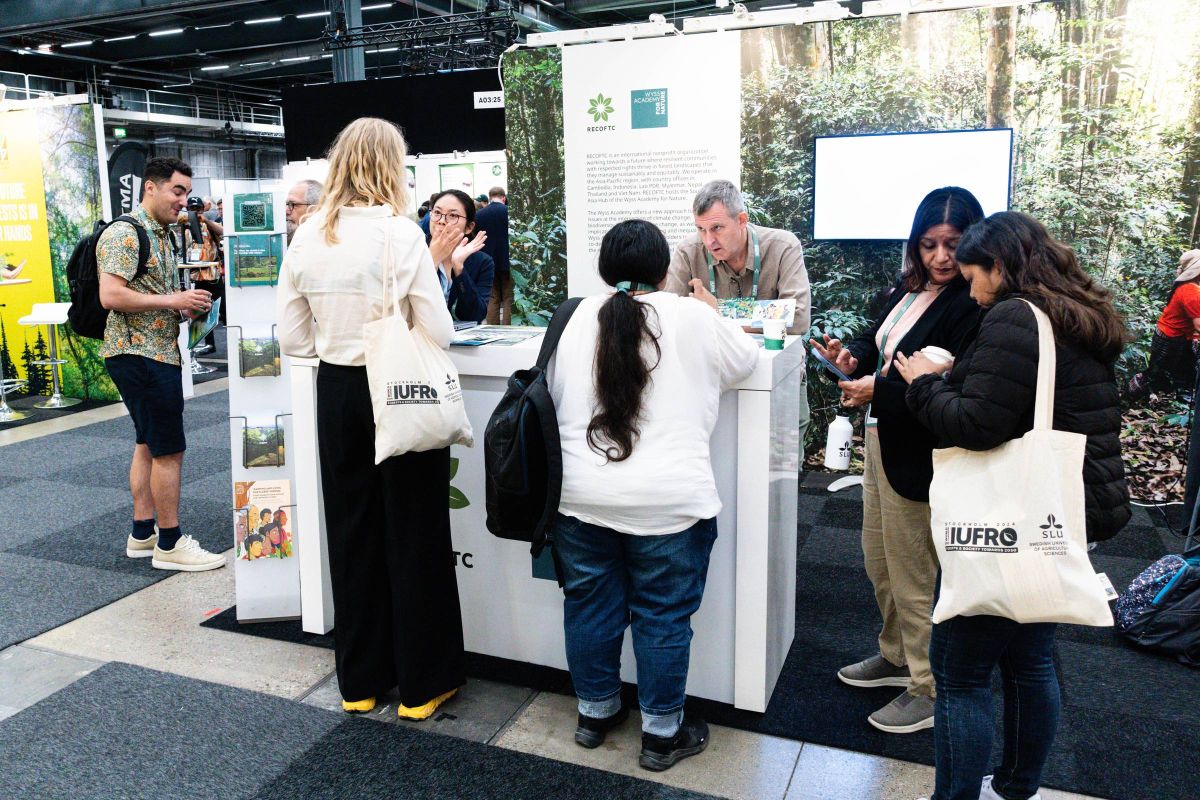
[322,8,518,74]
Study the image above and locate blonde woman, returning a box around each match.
[277,117,464,720]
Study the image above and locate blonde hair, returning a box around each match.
[316,117,411,245]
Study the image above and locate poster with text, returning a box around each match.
[0,100,114,401]
[231,233,282,286]
[234,479,293,560]
[439,163,475,196]
[563,33,741,298]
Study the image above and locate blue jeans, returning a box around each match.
[552,513,718,737]
[930,615,1060,800]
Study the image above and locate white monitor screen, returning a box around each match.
[812,129,1013,240]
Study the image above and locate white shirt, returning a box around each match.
[549,291,759,535]
[277,205,454,365]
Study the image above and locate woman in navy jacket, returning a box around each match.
[424,189,494,323]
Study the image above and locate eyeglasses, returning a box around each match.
[285,201,311,211]
[431,211,465,224]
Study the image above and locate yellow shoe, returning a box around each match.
[341,697,376,713]
[397,688,459,721]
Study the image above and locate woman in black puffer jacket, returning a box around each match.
[895,212,1130,800]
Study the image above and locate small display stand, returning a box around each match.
[222,179,302,622]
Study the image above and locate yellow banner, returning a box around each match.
[0,108,55,387]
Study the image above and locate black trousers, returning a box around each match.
[316,361,466,705]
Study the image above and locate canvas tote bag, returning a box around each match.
[363,225,473,464]
[928,300,1112,626]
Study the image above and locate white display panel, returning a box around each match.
[813,129,1013,240]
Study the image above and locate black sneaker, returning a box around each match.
[639,713,709,771]
[574,705,629,749]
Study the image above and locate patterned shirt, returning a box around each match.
[97,205,183,366]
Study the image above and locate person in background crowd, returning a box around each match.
[424,189,493,323]
[897,211,1130,800]
[476,186,511,325]
[474,194,488,210]
[666,179,812,444]
[204,197,223,224]
[548,219,758,772]
[277,117,465,721]
[285,179,323,245]
[813,187,984,735]
[1126,248,1200,400]
[416,203,430,221]
[178,203,225,355]
[97,156,225,572]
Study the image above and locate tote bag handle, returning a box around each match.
[1025,299,1057,432]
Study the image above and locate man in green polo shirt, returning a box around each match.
[666,179,813,446]
[98,156,224,572]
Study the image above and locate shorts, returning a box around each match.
[105,354,186,457]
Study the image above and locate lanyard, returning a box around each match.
[875,291,920,374]
[706,227,760,298]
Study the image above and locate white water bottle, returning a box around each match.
[824,415,853,471]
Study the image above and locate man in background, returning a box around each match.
[285,179,323,245]
[666,179,812,443]
[475,186,511,325]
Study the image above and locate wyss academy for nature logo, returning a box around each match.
[586,92,616,133]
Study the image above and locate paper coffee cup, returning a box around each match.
[762,320,786,350]
[921,346,953,366]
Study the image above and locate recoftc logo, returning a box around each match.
[944,523,1019,553]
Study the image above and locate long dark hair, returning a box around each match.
[955,211,1128,362]
[902,186,985,292]
[588,220,670,463]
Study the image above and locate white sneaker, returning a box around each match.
[151,535,226,572]
[125,530,158,558]
[981,775,1042,800]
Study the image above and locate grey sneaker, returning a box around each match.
[837,654,911,688]
[868,691,934,734]
[981,775,1042,800]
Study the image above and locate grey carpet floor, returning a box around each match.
[0,390,232,650]
[0,662,718,800]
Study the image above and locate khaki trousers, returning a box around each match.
[486,272,514,326]
[861,429,938,698]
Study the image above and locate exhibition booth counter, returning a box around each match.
[289,332,803,712]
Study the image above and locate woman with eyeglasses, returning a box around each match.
[423,189,494,323]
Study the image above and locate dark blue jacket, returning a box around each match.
[473,201,510,275]
[447,250,495,323]
[420,218,494,322]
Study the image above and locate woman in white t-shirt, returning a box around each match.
[547,219,758,772]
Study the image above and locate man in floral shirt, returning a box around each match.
[98,156,224,572]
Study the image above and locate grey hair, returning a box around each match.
[298,179,323,206]
[693,179,745,217]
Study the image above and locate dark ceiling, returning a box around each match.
[0,0,751,103]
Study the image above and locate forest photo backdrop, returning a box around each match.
[504,0,1200,498]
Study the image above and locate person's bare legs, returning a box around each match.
[130,444,156,520]
[150,451,183,529]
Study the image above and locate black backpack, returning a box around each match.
[66,215,151,340]
[484,297,583,557]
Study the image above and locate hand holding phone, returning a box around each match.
[810,345,852,382]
